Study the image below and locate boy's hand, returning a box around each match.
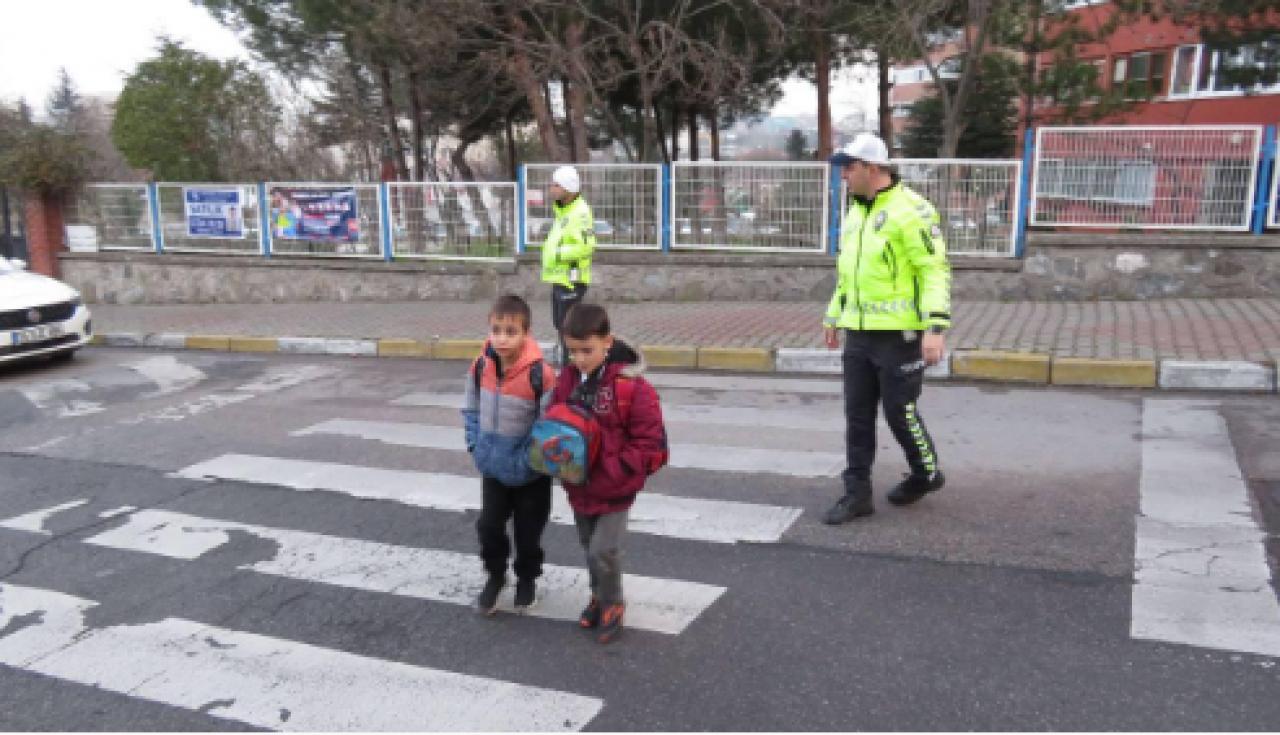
[823,326,839,349]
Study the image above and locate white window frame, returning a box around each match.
[1166,42,1280,99]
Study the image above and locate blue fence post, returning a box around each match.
[828,165,842,256]
[516,165,527,255]
[147,182,164,254]
[1252,125,1276,235]
[660,164,672,253]
[1015,128,1035,258]
[379,182,394,261]
[257,182,272,258]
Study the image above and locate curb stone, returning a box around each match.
[83,333,1278,394]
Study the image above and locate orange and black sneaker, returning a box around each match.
[596,603,625,644]
[579,598,601,628]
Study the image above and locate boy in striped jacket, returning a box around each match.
[462,294,557,614]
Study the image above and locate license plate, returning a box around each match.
[9,324,64,346]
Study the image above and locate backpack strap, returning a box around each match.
[476,354,546,417]
[530,358,544,417]
[471,355,486,398]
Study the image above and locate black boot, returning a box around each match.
[887,471,945,507]
[822,478,873,525]
[475,574,506,615]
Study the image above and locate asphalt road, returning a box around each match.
[1,347,1278,731]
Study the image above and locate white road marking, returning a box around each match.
[60,508,722,635]
[1133,399,1280,658]
[15,379,103,417]
[124,355,207,396]
[120,365,336,425]
[0,499,90,535]
[175,454,802,544]
[392,392,844,431]
[0,582,602,731]
[295,418,844,478]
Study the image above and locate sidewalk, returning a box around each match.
[90,299,1280,362]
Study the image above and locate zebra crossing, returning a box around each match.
[0,360,843,731]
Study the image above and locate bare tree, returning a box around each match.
[896,0,1006,158]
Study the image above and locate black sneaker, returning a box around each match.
[887,471,946,507]
[514,579,536,611]
[475,574,505,615]
[822,493,874,525]
[579,598,601,629]
[596,603,625,644]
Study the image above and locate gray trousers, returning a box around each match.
[573,510,628,605]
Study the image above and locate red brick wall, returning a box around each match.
[24,194,65,279]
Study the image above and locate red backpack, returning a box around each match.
[528,377,667,484]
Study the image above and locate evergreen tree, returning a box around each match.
[901,54,1018,159]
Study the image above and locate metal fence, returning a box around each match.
[1271,146,1280,230]
[65,184,153,251]
[1031,125,1263,231]
[264,183,384,258]
[523,164,661,250]
[896,159,1021,257]
[670,162,829,252]
[389,182,516,260]
[156,183,262,255]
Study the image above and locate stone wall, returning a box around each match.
[59,233,1280,304]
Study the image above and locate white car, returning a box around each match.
[0,257,93,365]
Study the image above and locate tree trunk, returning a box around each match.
[670,99,681,162]
[814,30,833,158]
[407,69,426,181]
[565,20,590,163]
[508,12,567,161]
[505,111,519,181]
[452,135,479,182]
[653,100,670,164]
[877,48,893,146]
[709,108,721,161]
[939,3,995,158]
[603,107,636,162]
[1022,0,1043,142]
[375,60,408,181]
[688,106,700,161]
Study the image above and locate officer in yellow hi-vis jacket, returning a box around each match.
[821,133,952,525]
[542,165,595,364]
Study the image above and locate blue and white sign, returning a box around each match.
[184,188,245,239]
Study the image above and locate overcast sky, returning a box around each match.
[1,0,873,123]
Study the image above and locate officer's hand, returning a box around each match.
[823,326,839,350]
[923,333,945,366]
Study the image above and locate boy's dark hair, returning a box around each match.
[562,303,610,339]
[489,293,531,330]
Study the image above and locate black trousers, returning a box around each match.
[477,475,553,580]
[841,330,940,498]
[551,283,589,362]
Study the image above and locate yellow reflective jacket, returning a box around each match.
[540,195,595,287]
[825,181,952,331]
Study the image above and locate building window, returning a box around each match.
[1170,45,1198,96]
[1168,42,1280,97]
[1111,51,1168,97]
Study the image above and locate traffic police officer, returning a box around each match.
[822,133,951,524]
[542,165,596,364]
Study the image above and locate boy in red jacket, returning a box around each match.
[550,304,668,644]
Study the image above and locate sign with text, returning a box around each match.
[184,188,244,239]
[269,187,360,243]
